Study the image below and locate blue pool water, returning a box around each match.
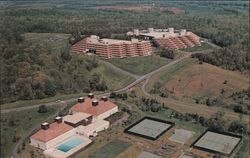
[57,138,84,152]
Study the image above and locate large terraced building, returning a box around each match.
[127,28,201,50]
[71,35,152,58]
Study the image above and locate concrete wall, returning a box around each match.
[30,138,47,150]
[83,121,110,137]
[96,106,119,120]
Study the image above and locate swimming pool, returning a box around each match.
[57,138,84,152]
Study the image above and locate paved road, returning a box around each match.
[115,53,191,93]
[1,99,76,114]
[2,54,190,114]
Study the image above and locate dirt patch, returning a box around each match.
[165,63,248,99]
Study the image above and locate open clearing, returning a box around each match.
[23,33,70,53]
[105,55,171,75]
[92,63,135,91]
[146,58,248,100]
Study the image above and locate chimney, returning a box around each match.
[92,99,99,106]
[180,29,186,35]
[54,116,62,124]
[148,28,154,33]
[78,97,85,103]
[131,38,139,43]
[169,28,174,34]
[41,122,50,130]
[88,93,94,98]
[133,29,139,36]
[101,96,108,102]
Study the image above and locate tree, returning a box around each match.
[44,80,56,97]
[157,47,175,59]
[110,92,116,98]
[233,105,244,114]
[228,121,247,134]
[38,105,48,113]
[151,81,162,94]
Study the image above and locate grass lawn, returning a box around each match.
[0,93,85,110]
[105,55,171,75]
[88,139,131,158]
[0,105,61,158]
[92,63,135,91]
[146,58,194,92]
[181,43,213,52]
[236,135,250,158]
[23,33,71,54]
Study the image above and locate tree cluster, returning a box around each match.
[140,97,162,112]
[192,44,249,72]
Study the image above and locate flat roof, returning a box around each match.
[124,117,174,140]
[86,37,147,45]
[137,151,162,158]
[193,130,242,155]
[78,119,109,134]
[63,112,92,124]
[31,122,74,142]
[169,129,195,144]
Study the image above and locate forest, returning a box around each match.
[0,0,249,104]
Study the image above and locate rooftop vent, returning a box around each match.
[148,28,154,33]
[88,93,94,98]
[78,97,85,103]
[101,96,108,102]
[168,28,174,34]
[54,116,62,124]
[41,122,50,130]
[92,99,99,106]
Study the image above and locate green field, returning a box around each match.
[92,63,135,91]
[105,55,171,75]
[146,58,195,93]
[181,43,214,52]
[23,33,71,53]
[88,139,131,158]
[0,105,61,158]
[237,135,250,158]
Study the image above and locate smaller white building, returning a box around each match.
[30,93,118,158]
[77,119,110,137]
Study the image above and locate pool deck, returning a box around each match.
[44,135,92,158]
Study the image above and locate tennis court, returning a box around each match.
[124,117,174,140]
[193,130,242,155]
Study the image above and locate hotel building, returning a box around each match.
[127,28,201,50]
[71,35,152,58]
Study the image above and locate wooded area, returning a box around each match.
[0,0,249,103]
